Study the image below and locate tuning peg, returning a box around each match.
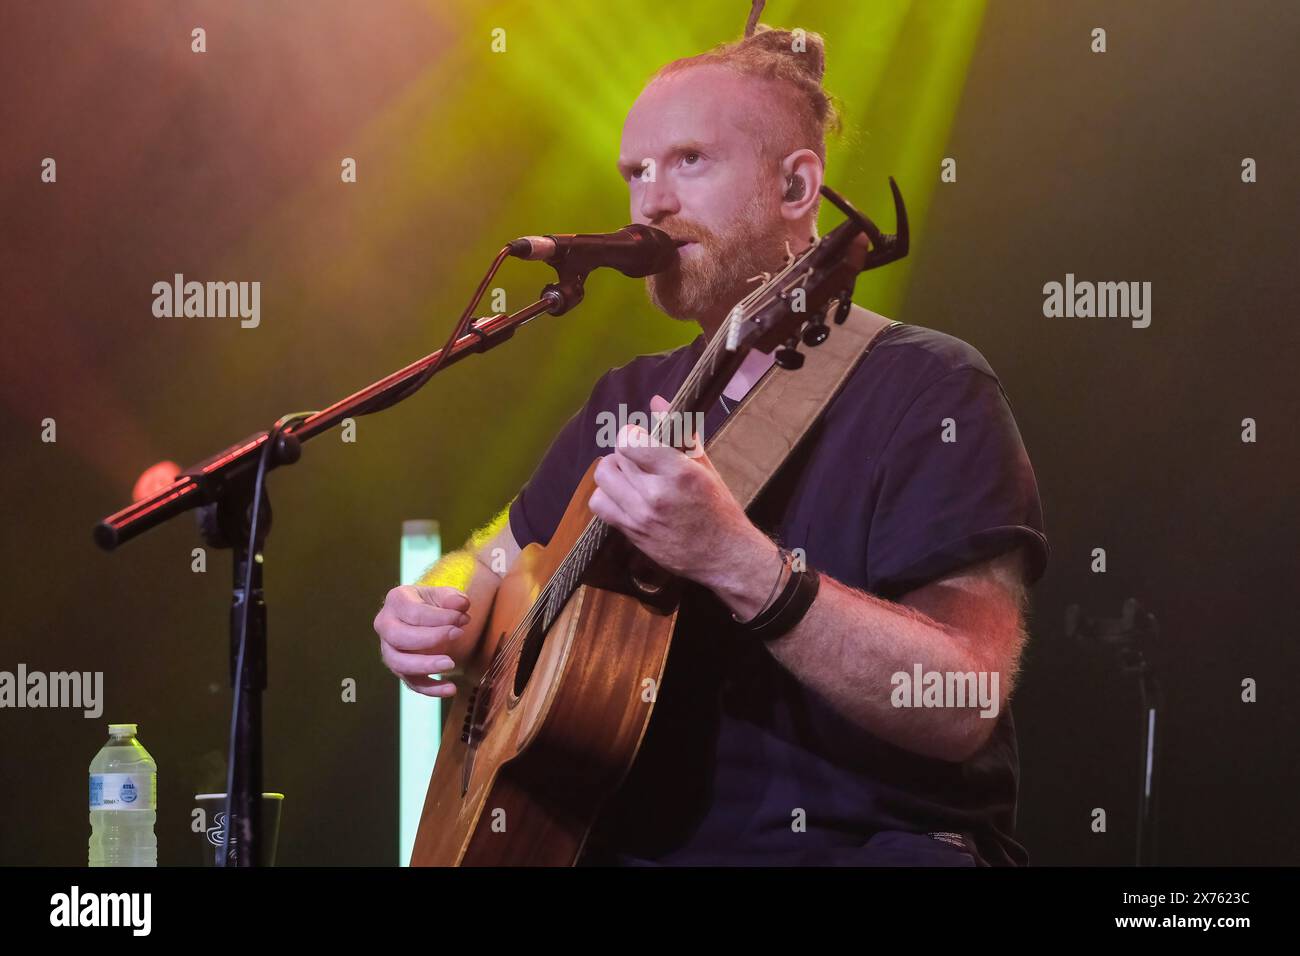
[774,338,804,370]
[802,318,830,347]
[832,293,853,325]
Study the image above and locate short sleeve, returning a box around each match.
[508,372,611,548]
[866,366,1049,598]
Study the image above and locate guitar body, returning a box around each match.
[409,460,679,866]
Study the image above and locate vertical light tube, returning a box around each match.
[398,519,441,866]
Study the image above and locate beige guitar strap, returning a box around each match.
[706,303,898,510]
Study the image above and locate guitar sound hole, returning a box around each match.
[513,612,548,697]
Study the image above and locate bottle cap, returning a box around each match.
[108,723,138,736]
[402,519,439,537]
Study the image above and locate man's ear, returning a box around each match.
[779,148,824,222]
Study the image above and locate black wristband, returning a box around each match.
[742,565,820,641]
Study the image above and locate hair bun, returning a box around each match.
[746,24,827,83]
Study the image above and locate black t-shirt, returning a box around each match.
[508,321,1049,866]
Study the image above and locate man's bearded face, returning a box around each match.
[619,66,800,323]
[645,189,790,321]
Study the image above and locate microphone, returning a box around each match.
[507,224,685,277]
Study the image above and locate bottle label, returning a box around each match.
[90,773,156,811]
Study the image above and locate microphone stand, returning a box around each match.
[95,256,589,867]
[1066,598,1162,865]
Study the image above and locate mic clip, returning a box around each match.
[540,273,587,317]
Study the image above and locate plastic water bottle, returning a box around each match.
[89,723,157,867]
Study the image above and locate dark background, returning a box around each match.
[1,0,1296,866]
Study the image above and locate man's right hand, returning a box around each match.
[374,585,471,698]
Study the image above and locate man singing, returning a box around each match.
[374,22,1048,866]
